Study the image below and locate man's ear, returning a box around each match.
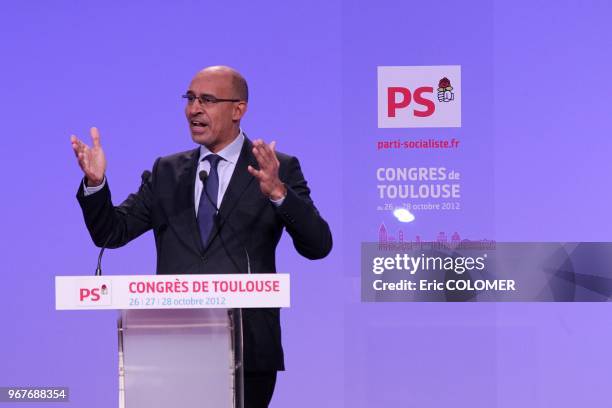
[233,101,248,121]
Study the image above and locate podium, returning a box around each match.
[55,274,290,408]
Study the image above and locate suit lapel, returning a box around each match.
[167,147,204,255]
[219,137,258,215]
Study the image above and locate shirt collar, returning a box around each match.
[198,129,245,165]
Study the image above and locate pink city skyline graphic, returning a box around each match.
[378,223,495,250]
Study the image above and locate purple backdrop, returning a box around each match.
[0,0,611,407]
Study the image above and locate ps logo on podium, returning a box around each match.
[378,65,461,128]
[77,280,112,306]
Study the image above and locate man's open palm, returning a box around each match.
[70,127,106,187]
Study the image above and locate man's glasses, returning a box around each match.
[182,93,241,106]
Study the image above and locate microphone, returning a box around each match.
[142,170,152,183]
[199,170,252,274]
[199,170,208,183]
[94,170,151,276]
[95,235,112,276]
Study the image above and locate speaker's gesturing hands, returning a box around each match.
[247,139,287,201]
[70,127,107,187]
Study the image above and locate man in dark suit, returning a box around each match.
[70,66,332,408]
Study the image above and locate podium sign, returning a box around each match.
[55,273,290,310]
[55,274,290,408]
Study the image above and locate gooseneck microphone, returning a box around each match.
[198,170,252,274]
[94,170,152,276]
[95,235,112,276]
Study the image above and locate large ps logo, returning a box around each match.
[378,65,461,128]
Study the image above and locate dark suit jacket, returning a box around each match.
[77,136,332,371]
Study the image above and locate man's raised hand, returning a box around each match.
[247,139,287,201]
[70,127,107,187]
